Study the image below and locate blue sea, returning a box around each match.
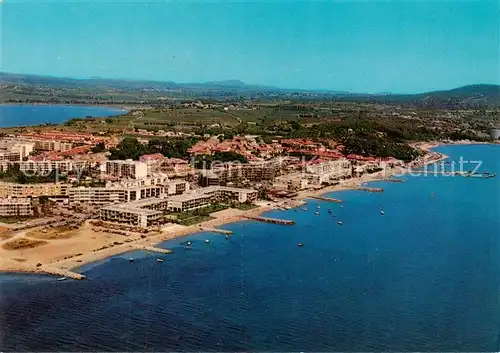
[0,104,125,128]
[0,144,499,351]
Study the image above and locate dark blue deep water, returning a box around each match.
[0,104,125,127]
[1,144,499,351]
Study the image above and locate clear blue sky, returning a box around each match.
[1,0,499,93]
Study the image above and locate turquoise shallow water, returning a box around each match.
[0,144,499,351]
[0,104,125,127]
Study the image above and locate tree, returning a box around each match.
[91,142,106,153]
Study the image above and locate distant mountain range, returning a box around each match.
[1,72,499,107]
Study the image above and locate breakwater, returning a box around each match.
[309,195,344,203]
[243,216,295,225]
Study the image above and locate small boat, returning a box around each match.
[314,211,320,216]
[316,205,321,209]
[186,241,192,246]
[340,205,344,209]
[129,258,134,263]
[303,208,308,211]
[337,221,343,225]
[328,209,332,214]
[297,243,304,247]
[225,234,230,240]
[57,277,67,281]
[380,210,385,215]
[156,258,164,263]
[205,239,210,243]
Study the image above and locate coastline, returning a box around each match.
[0,141,471,279]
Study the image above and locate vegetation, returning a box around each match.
[2,238,48,250]
[91,142,106,153]
[0,164,67,184]
[109,137,199,160]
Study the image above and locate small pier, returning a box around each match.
[243,216,295,225]
[358,187,384,193]
[140,246,173,255]
[309,196,344,203]
[42,266,86,280]
[381,178,406,183]
[199,227,233,235]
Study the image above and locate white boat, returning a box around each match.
[337,221,343,225]
[314,211,320,215]
[380,210,385,215]
[57,277,67,281]
[186,241,192,246]
[156,258,164,263]
[205,239,210,243]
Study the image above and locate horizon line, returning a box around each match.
[1,71,499,96]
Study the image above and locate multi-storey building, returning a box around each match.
[105,160,148,179]
[0,182,69,198]
[0,139,35,161]
[304,159,352,184]
[100,204,163,228]
[208,161,280,185]
[167,186,258,212]
[69,185,165,206]
[32,140,73,152]
[0,198,33,217]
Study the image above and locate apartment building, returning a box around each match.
[69,185,164,206]
[105,160,148,179]
[0,182,69,198]
[99,196,170,227]
[32,140,73,152]
[167,186,258,212]
[17,160,90,175]
[304,159,352,184]
[0,139,35,161]
[198,170,220,187]
[0,198,33,217]
[100,204,163,228]
[209,161,280,185]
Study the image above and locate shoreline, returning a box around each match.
[0,141,486,279]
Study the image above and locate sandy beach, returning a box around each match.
[0,144,449,278]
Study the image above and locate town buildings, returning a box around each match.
[167,186,257,212]
[0,139,35,162]
[105,160,148,179]
[0,198,33,217]
[0,182,69,198]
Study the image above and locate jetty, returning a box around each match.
[358,187,384,193]
[199,227,233,235]
[309,195,344,203]
[41,266,86,280]
[381,178,406,183]
[243,216,295,225]
[140,246,173,255]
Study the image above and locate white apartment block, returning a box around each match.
[99,197,170,227]
[0,198,33,217]
[0,139,35,161]
[69,185,164,206]
[105,160,148,179]
[305,159,352,184]
[167,186,258,212]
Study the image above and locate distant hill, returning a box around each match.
[1,72,499,107]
